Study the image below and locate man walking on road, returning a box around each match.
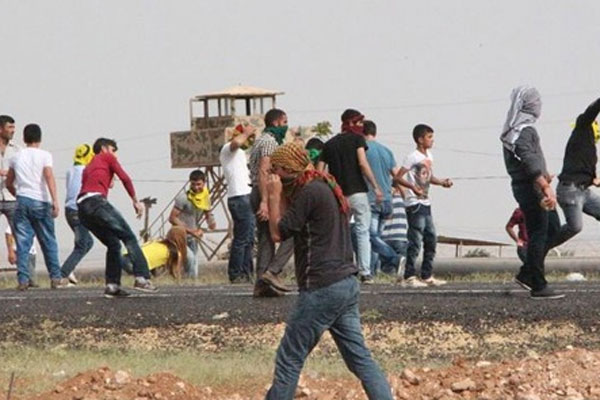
[265,142,393,400]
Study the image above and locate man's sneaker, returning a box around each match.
[133,278,158,293]
[360,275,375,285]
[397,256,406,278]
[51,278,70,289]
[423,276,447,286]
[514,274,533,291]
[230,275,250,284]
[530,286,565,300]
[262,271,292,292]
[68,272,78,285]
[253,280,285,298]
[28,281,40,288]
[104,285,131,298]
[400,276,428,288]
[17,282,29,291]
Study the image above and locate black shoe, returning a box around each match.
[104,286,131,298]
[530,287,565,300]
[514,274,533,291]
[253,280,285,298]
[28,281,40,288]
[230,275,250,284]
[360,275,375,285]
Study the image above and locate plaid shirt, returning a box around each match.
[248,132,278,186]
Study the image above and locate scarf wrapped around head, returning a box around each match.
[500,85,542,154]
[341,113,365,135]
[270,143,350,214]
[73,144,94,166]
[187,186,211,210]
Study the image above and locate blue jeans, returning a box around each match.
[61,208,94,277]
[185,238,199,278]
[369,201,399,275]
[14,196,61,284]
[347,193,371,277]
[227,195,255,281]
[552,182,600,247]
[266,276,393,400]
[78,196,150,285]
[404,204,436,280]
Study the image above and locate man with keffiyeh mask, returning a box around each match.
[501,85,564,300]
[264,142,393,400]
[317,109,383,284]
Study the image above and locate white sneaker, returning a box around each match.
[423,276,447,286]
[401,276,428,288]
[68,272,78,285]
[397,256,406,278]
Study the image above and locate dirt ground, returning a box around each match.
[19,347,600,400]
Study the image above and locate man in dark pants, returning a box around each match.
[248,108,293,297]
[264,143,392,400]
[501,85,564,300]
[78,138,157,297]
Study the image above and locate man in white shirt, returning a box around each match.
[6,124,62,290]
[0,115,19,233]
[219,124,256,283]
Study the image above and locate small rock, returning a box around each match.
[175,381,186,390]
[114,370,131,385]
[516,393,541,400]
[451,378,476,392]
[212,312,230,320]
[295,387,311,397]
[566,345,574,350]
[565,272,586,282]
[53,370,66,378]
[400,368,420,385]
[476,361,492,368]
[54,385,64,394]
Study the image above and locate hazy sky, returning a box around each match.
[2,1,600,261]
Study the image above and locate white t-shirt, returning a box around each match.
[402,149,434,207]
[9,147,53,203]
[219,142,251,198]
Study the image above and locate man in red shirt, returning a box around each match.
[506,207,528,263]
[77,138,157,298]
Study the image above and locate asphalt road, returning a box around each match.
[1,282,600,331]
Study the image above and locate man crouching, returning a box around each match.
[264,143,392,399]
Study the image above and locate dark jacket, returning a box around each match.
[558,98,600,187]
[503,126,548,184]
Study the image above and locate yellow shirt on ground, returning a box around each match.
[124,241,170,270]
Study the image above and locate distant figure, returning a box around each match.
[317,109,383,284]
[60,144,95,285]
[501,85,564,300]
[169,169,216,278]
[380,189,408,275]
[396,124,453,287]
[248,108,293,297]
[265,143,393,400]
[6,124,62,290]
[0,115,19,248]
[505,207,528,263]
[77,138,157,297]
[551,98,600,247]
[305,136,325,166]
[363,120,401,275]
[219,124,256,283]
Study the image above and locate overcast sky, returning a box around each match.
[2,1,600,261]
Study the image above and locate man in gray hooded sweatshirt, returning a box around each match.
[501,85,564,300]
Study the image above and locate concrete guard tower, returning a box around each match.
[164,85,284,261]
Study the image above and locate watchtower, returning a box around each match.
[147,86,284,261]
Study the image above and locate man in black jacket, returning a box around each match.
[501,85,564,300]
[551,98,600,246]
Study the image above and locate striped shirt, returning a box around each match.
[381,194,407,241]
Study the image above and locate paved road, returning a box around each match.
[1,282,599,330]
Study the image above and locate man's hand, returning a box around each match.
[0,169,8,177]
[517,239,525,247]
[412,184,424,196]
[257,201,269,221]
[540,185,557,210]
[8,250,16,265]
[267,174,282,197]
[191,228,204,239]
[52,203,60,218]
[134,201,144,218]
[441,178,453,188]
[374,187,384,204]
[593,177,600,187]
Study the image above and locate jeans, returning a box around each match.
[14,196,61,284]
[78,195,150,285]
[227,195,255,281]
[511,182,561,291]
[61,208,94,278]
[250,187,293,280]
[369,201,399,275]
[404,204,436,280]
[347,192,371,277]
[266,276,393,400]
[185,238,199,278]
[551,182,600,248]
[377,240,407,274]
[0,200,16,231]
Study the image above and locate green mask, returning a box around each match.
[307,148,322,164]
[264,125,288,144]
